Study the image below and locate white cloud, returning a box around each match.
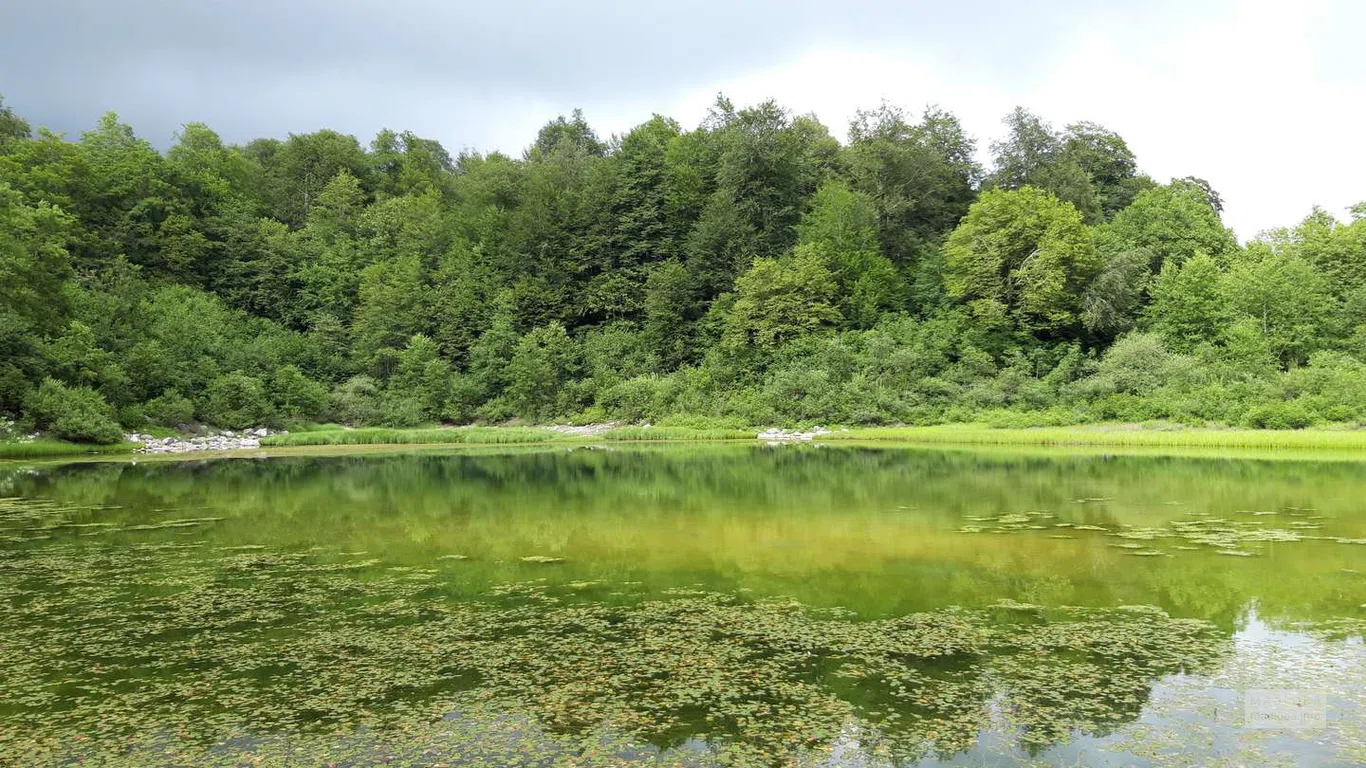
[579,0,1363,240]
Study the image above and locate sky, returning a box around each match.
[2,0,1363,239]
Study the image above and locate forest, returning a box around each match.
[2,94,1365,444]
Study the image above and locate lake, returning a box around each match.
[1,444,1364,766]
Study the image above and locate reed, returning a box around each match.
[260,426,558,446]
[817,424,1366,450]
[601,426,755,441]
[0,440,138,459]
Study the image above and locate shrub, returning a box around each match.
[599,375,666,422]
[389,335,452,422]
[202,372,272,429]
[504,322,582,420]
[144,389,195,427]
[332,375,384,425]
[380,395,426,428]
[269,365,330,421]
[443,373,483,424]
[116,403,147,429]
[1243,401,1314,430]
[23,378,123,444]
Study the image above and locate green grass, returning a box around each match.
[0,440,138,459]
[601,426,756,441]
[176,422,1366,454]
[276,421,348,434]
[818,424,1366,450]
[261,425,760,447]
[260,426,560,447]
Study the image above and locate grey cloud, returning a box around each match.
[0,0,1218,151]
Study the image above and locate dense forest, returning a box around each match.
[2,94,1365,443]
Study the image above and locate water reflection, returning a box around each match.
[0,446,1363,766]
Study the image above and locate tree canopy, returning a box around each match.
[2,95,1363,441]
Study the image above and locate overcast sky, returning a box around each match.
[2,0,1363,239]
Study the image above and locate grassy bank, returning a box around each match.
[0,440,137,459]
[260,426,560,447]
[262,425,763,447]
[820,424,1366,450]
[65,422,1366,457]
[601,426,755,441]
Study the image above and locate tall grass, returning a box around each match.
[601,426,756,441]
[817,424,1366,450]
[260,427,558,447]
[0,440,138,459]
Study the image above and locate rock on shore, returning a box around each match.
[125,428,282,454]
[757,427,832,442]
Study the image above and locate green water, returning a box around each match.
[1,444,1364,766]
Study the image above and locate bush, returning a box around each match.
[443,373,483,424]
[1071,332,1192,398]
[599,375,668,422]
[653,413,751,430]
[144,389,195,427]
[380,395,427,427]
[23,378,123,444]
[332,375,384,425]
[269,365,330,421]
[116,403,147,429]
[1243,401,1314,430]
[504,322,582,420]
[201,372,272,429]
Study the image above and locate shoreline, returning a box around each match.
[9,422,1366,462]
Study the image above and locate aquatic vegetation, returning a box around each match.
[519,555,565,563]
[956,507,1362,558]
[2,447,1366,766]
[0,529,1231,766]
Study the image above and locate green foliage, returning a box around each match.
[944,187,1100,334]
[1221,248,1332,367]
[642,261,697,370]
[988,108,1101,222]
[1261,207,1366,297]
[798,180,906,326]
[1243,401,1314,430]
[845,104,978,262]
[261,426,555,446]
[388,335,451,423]
[1097,181,1236,270]
[202,372,272,429]
[1083,249,1152,338]
[332,375,385,426]
[503,323,582,420]
[1062,121,1145,217]
[0,97,1358,437]
[600,426,754,441]
[23,378,123,444]
[1146,253,1228,351]
[722,247,843,356]
[144,389,195,427]
[0,183,73,340]
[268,365,330,421]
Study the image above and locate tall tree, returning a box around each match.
[797,179,905,326]
[844,104,979,264]
[1061,121,1146,218]
[712,99,838,258]
[988,108,1100,223]
[943,187,1100,336]
[1144,252,1228,351]
[1096,181,1237,271]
